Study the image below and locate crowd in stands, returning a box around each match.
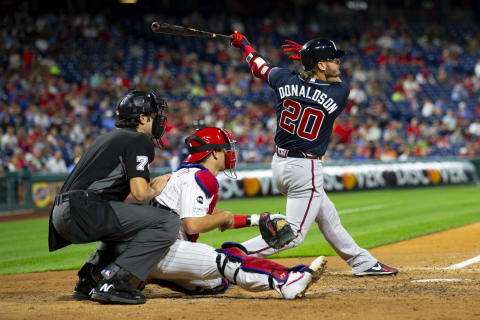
[1,7,480,174]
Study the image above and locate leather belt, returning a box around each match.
[151,201,175,213]
[54,193,70,206]
[275,146,321,160]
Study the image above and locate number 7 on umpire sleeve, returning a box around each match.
[279,99,325,141]
[136,156,149,171]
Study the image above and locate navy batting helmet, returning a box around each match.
[300,38,344,70]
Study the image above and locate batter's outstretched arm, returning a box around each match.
[229,30,275,83]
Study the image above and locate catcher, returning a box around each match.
[144,127,326,299]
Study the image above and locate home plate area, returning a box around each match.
[1,222,480,320]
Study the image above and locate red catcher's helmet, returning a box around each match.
[184,127,237,178]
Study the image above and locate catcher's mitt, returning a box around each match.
[259,212,295,249]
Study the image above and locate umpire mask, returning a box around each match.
[151,96,168,141]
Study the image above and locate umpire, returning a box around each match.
[48,90,180,305]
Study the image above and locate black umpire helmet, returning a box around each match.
[300,38,344,70]
[116,90,167,120]
[116,90,168,139]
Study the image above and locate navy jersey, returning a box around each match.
[267,67,350,156]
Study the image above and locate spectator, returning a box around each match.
[435,97,446,110]
[46,127,60,148]
[403,73,420,98]
[366,119,382,142]
[408,96,420,112]
[391,81,406,101]
[379,144,397,161]
[7,149,25,172]
[377,65,392,82]
[468,119,480,136]
[457,102,471,127]
[349,82,367,105]
[451,83,469,101]
[421,98,435,117]
[437,66,448,83]
[397,145,411,161]
[475,59,480,79]
[45,151,67,173]
[416,67,436,84]
[28,125,46,145]
[34,109,51,130]
[450,128,465,145]
[442,109,457,131]
[407,117,422,139]
[1,125,17,149]
[351,64,368,82]
[25,151,45,172]
[333,118,353,144]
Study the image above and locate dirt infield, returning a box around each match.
[1,222,480,320]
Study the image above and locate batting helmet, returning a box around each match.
[300,38,344,70]
[184,127,237,177]
[116,90,168,140]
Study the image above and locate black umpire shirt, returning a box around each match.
[48,128,155,251]
[61,128,155,201]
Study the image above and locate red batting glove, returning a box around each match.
[230,30,251,49]
[281,40,302,61]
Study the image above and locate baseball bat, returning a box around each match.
[151,21,233,41]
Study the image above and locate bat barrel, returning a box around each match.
[151,21,232,41]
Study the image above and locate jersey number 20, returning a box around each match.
[279,99,325,141]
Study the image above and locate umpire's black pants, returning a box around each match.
[52,200,180,281]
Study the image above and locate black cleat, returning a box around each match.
[72,278,95,300]
[354,262,398,276]
[91,277,146,305]
[72,262,100,301]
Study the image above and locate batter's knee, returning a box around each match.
[289,233,306,248]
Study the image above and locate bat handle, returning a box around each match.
[151,21,161,32]
[212,34,234,41]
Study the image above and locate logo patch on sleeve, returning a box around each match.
[196,196,204,204]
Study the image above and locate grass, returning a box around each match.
[0,185,479,275]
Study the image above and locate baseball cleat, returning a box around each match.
[280,256,327,300]
[354,262,398,276]
[72,278,95,300]
[72,263,100,301]
[91,278,146,305]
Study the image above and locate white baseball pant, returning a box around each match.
[242,154,377,274]
[149,240,275,292]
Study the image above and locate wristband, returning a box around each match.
[249,214,260,226]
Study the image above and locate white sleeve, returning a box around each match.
[178,180,212,219]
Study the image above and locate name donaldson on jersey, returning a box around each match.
[278,84,339,114]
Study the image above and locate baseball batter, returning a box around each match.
[148,127,327,299]
[229,31,398,276]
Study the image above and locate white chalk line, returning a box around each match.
[404,254,480,271]
[328,255,480,275]
[338,204,388,215]
[411,278,469,283]
[444,254,480,270]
